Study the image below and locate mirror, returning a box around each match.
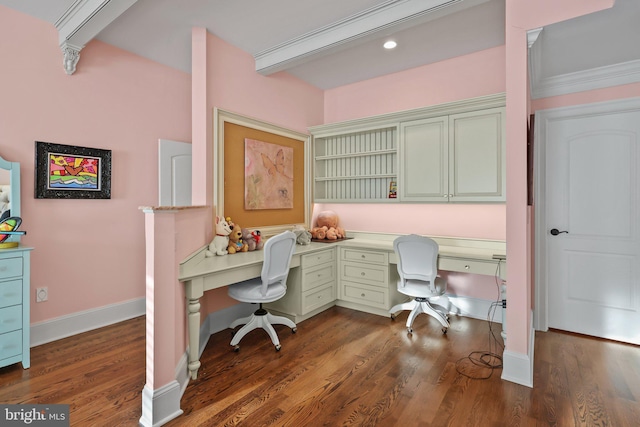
[0,154,21,244]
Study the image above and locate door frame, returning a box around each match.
[534,96,640,331]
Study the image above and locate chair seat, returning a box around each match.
[228,277,287,303]
[397,276,446,298]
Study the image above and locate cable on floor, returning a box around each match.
[455,259,504,380]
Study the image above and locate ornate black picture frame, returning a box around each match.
[34,141,111,199]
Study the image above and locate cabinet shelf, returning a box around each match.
[315,173,396,182]
[315,148,397,161]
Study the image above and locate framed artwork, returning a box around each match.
[244,138,294,210]
[34,141,112,199]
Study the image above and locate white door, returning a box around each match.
[543,104,640,345]
[158,139,192,206]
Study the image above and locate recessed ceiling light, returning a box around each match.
[383,40,397,49]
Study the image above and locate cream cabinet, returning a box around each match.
[309,93,506,204]
[337,247,403,315]
[399,107,506,202]
[266,248,336,322]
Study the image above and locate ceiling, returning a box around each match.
[0,0,638,91]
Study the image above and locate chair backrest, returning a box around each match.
[393,234,439,287]
[260,230,297,297]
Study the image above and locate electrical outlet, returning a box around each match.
[36,287,48,302]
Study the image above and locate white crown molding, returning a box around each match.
[254,0,492,75]
[531,58,640,99]
[54,0,138,74]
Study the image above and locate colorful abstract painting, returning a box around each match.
[244,138,293,210]
[48,153,101,190]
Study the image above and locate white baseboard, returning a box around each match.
[501,312,535,388]
[139,382,183,427]
[30,297,145,347]
[447,294,503,324]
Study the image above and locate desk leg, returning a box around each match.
[187,297,201,380]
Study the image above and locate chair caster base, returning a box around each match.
[442,327,448,334]
[407,327,413,334]
[292,327,297,334]
[233,345,240,352]
[391,314,397,320]
[275,344,281,351]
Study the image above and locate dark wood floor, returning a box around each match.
[1,307,638,426]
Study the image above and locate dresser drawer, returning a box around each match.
[301,249,334,268]
[0,257,22,280]
[0,330,22,361]
[342,281,387,309]
[302,283,335,314]
[340,261,388,287]
[0,280,22,309]
[301,263,335,292]
[341,248,388,265]
[0,305,22,334]
[438,258,498,276]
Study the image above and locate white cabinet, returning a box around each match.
[337,247,403,316]
[399,107,506,202]
[313,126,397,203]
[310,94,506,204]
[266,248,336,322]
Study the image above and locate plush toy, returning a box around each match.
[241,228,264,251]
[227,223,249,254]
[205,216,232,257]
[0,186,10,221]
[293,226,312,245]
[312,210,346,240]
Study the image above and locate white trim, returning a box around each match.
[139,382,183,427]
[254,0,492,75]
[501,312,534,388]
[447,294,502,324]
[213,108,312,234]
[30,297,145,347]
[531,58,640,100]
[533,96,640,332]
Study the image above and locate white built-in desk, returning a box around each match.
[179,232,506,380]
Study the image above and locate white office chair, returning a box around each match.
[228,230,297,351]
[390,234,450,334]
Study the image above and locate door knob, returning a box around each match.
[550,228,568,236]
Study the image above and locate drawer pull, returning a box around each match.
[465,265,470,270]
[361,255,365,258]
[360,272,365,276]
[0,266,6,272]
[361,293,365,297]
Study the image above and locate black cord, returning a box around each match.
[455,260,504,380]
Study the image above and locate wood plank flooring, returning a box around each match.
[1,306,638,426]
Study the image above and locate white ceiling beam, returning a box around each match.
[55,0,138,74]
[254,0,493,76]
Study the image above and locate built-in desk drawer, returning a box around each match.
[302,283,335,314]
[302,263,335,292]
[341,248,387,265]
[0,280,22,309]
[438,258,498,277]
[0,305,22,334]
[340,261,388,288]
[0,330,22,361]
[301,249,334,268]
[0,257,22,280]
[342,281,387,309]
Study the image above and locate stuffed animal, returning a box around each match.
[227,223,249,254]
[205,216,232,257]
[241,228,264,251]
[293,226,312,245]
[311,210,346,240]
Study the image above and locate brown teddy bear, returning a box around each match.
[227,224,249,254]
[312,210,345,240]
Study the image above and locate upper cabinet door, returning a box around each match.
[399,117,449,201]
[448,107,506,202]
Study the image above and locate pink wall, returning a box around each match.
[504,0,614,356]
[0,7,191,324]
[321,46,507,300]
